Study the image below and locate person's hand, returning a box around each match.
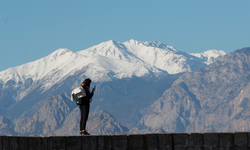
[92,85,96,92]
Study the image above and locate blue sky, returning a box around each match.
[1,0,250,71]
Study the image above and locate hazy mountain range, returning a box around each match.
[3,39,249,136]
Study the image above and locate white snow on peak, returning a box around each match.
[77,40,129,60]
[126,39,177,52]
[189,50,226,65]
[122,40,193,74]
[0,39,227,98]
[0,48,81,90]
[77,40,163,81]
[203,50,226,57]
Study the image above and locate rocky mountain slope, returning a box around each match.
[13,93,128,136]
[0,116,15,135]
[138,47,250,132]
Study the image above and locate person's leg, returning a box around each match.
[79,105,84,132]
[82,103,90,131]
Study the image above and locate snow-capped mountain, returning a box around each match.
[0,39,226,102]
[76,39,226,76]
[190,50,226,65]
[2,47,250,136]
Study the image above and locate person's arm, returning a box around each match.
[84,87,94,99]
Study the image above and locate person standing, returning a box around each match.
[78,78,95,135]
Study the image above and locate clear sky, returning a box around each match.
[1,0,250,71]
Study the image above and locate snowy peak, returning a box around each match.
[0,48,79,87]
[77,40,164,81]
[0,39,227,93]
[190,49,226,58]
[78,39,178,60]
[77,39,226,75]
[125,39,177,52]
[77,40,125,58]
[202,50,226,57]
[189,50,226,65]
[49,48,75,59]
[43,48,77,66]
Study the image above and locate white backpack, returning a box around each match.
[71,86,86,101]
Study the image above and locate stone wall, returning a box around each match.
[0,132,249,150]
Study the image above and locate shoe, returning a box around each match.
[80,130,90,135]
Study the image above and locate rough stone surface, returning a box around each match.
[97,135,112,150]
[81,136,97,150]
[2,136,9,150]
[234,132,248,146]
[0,136,2,150]
[49,136,65,150]
[112,135,127,150]
[219,133,234,147]
[128,134,145,150]
[173,133,189,147]
[29,137,49,150]
[65,136,81,150]
[10,136,29,150]
[189,133,203,147]
[145,134,158,150]
[1,132,250,149]
[158,133,172,148]
[204,133,219,148]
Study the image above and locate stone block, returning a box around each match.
[234,132,247,146]
[0,136,2,150]
[248,133,250,147]
[127,134,145,150]
[189,133,203,147]
[10,136,29,150]
[29,136,49,150]
[145,134,158,150]
[158,148,173,150]
[112,135,127,150]
[173,133,189,147]
[81,136,97,150]
[204,148,220,150]
[97,135,112,150]
[219,133,234,147]
[65,136,82,150]
[174,148,186,150]
[176,148,202,150]
[204,133,219,148]
[186,148,202,150]
[2,136,9,150]
[224,147,247,150]
[49,136,65,150]
[158,133,172,148]
[9,136,18,150]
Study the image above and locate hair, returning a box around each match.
[81,78,92,88]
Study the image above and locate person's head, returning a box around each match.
[81,78,92,88]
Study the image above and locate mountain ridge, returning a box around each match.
[0,39,226,102]
[0,39,227,133]
[138,47,250,132]
[1,45,250,136]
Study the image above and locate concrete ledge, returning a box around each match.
[0,132,249,150]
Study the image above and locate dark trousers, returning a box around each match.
[79,103,90,131]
